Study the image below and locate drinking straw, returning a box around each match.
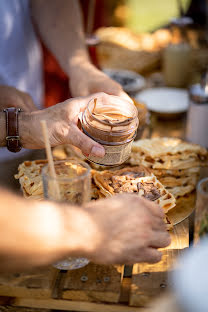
[40,120,61,200]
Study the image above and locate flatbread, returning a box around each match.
[130,137,207,170]
[92,166,176,213]
[167,184,195,198]
[130,154,206,170]
[15,160,47,197]
[158,174,199,188]
[15,159,90,204]
[131,138,208,158]
[151,167,200,178]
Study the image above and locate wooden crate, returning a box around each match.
[0,220,189,312]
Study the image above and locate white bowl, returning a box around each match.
[135,87,189,114]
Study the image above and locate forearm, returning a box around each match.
[31,0,90,76]
[0,188,96,271]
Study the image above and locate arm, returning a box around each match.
[0,187,95,271]
[0,85,37,112]
[0,92,106,158]
[0,188,170,272]
[31,0,131,100]
[31,0,89,76]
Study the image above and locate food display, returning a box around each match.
[129,137,208,223]
[129,138,207,195]
[15,159,90,204]
[15,136,207,229]
[92,166,175,230]
[92,165,175,209]
[95,27,208,75]
[95,27,160,74]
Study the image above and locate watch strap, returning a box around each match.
[3,107,22,153]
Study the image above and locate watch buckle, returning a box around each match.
[6,136,20,141]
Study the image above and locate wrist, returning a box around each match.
[68,59,95,77]
[19,111,44,149]
[60,204,99,258]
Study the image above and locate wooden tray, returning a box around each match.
[0,220,189,312]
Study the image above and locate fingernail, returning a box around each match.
[91,146,105,157]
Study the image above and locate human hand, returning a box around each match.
[0,85,37,112]
[81,194,171,264]
[69,63,132,103]
[20,93,106,157]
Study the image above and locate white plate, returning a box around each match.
[103,68,146,93]
[135,87,189,114]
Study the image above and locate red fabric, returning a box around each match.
[42,44,70,108]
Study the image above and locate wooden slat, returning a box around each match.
[0,306,51,312]
[62,263,124,303]
[0,267,58,299]
[13,298,151,312]
[129,219,189,307]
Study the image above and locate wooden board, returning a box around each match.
[62,263,124,303]
[13,298,150,312]
[129,219,189,307]
[0,306,51,312]
[0,267,58,299]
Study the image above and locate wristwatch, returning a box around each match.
[3,107,22,153]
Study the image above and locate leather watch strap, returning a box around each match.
[3,107,22,153]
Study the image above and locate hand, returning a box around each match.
[0,85,37,112]
[20,93,106,157]
[69,63,132,103]
[81,194,171,264]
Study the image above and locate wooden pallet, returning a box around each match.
[0,219,189,312]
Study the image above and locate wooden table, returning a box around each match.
[0,114,191,312]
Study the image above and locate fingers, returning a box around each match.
[151,216,167,232]
[149,231,171,248]
[125,248,162,265]
[68,125,105,158]
[141,248,163,264]
[142,197,165,219]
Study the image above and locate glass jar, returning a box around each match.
[194,177,208,244]
[186,79,208,148]
[81,95,138,166]
[42,159,91,270]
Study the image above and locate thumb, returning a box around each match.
[117,90,133,103]
[68,125,105,158]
